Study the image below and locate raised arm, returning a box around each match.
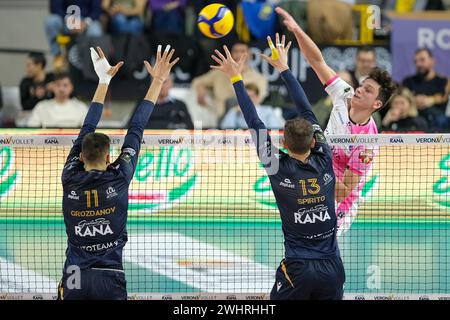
[275,7,336,85]
[65,47,123,164]
[211,46,266,131]
[211,46,279,172]
[261,34,319,127]
[116,45,179,181]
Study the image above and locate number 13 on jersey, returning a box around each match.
[299,178,321,196]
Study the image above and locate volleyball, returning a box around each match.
[197,4,234,39]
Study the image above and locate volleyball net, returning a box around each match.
[0,131,450,300]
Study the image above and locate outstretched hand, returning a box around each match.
[210,45,247,79]
[144,45,179,82]
[275,7,302,33]
[90,47,123,84]
[260,33,292,73]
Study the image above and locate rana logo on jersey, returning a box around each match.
[128,146,198,212]
[294,204,331,224]
[75,218,113,237]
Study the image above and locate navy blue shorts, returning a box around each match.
[57,268,127,300]
[270,257,345,300]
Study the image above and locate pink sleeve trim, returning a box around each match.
[325,75,339,87]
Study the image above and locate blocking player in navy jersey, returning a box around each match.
[57,46,179,300]
[211,35,345,300]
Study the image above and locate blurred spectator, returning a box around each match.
[307,0,353,43]
[27,73,88,128]
[341,46,377,89]
[144,75,194,129]
[402,48,449,130]
[191,41,268,122]
[102,0,146,35]
[381,87,428,132]
[220,83,284,129]
[19,52,55,111]
[148,0,188,35]
[45,0,103,69]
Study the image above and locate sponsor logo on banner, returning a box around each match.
[162,295,173,300]
[245,294,266,300]
[374,296,391,300]
[217,137,232,145]
[329,136,378,144]
[181,295,200,300]
[0,137,34,145]
[44,137,59,144]
[389,137,404,144]
[419,296,430,300]
[200,295,217,300]
[354,295,365,300]
[416,135,450,144]
[157,137,184,145]
[111,138,121,145]
[226,295,237,300]
[129,146,198,212]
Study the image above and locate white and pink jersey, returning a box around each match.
[324,76,378,235]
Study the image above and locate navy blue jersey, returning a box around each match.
[61,101,154,271]
[233,70,339,260]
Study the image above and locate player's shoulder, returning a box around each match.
[326,77,354,96]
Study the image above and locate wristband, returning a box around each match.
[231,74,243,84]
[98,74,112,85]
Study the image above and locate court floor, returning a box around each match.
[1,217,449,295]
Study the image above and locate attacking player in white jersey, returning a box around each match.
[276,7,396,236]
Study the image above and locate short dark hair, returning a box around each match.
[82,133,110,164]
[54,72,71,82]
[415,48,433,58]
[284,118,314,154]
[28,52,46,69]
[357,45,375,56]
[367,67,397,107]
